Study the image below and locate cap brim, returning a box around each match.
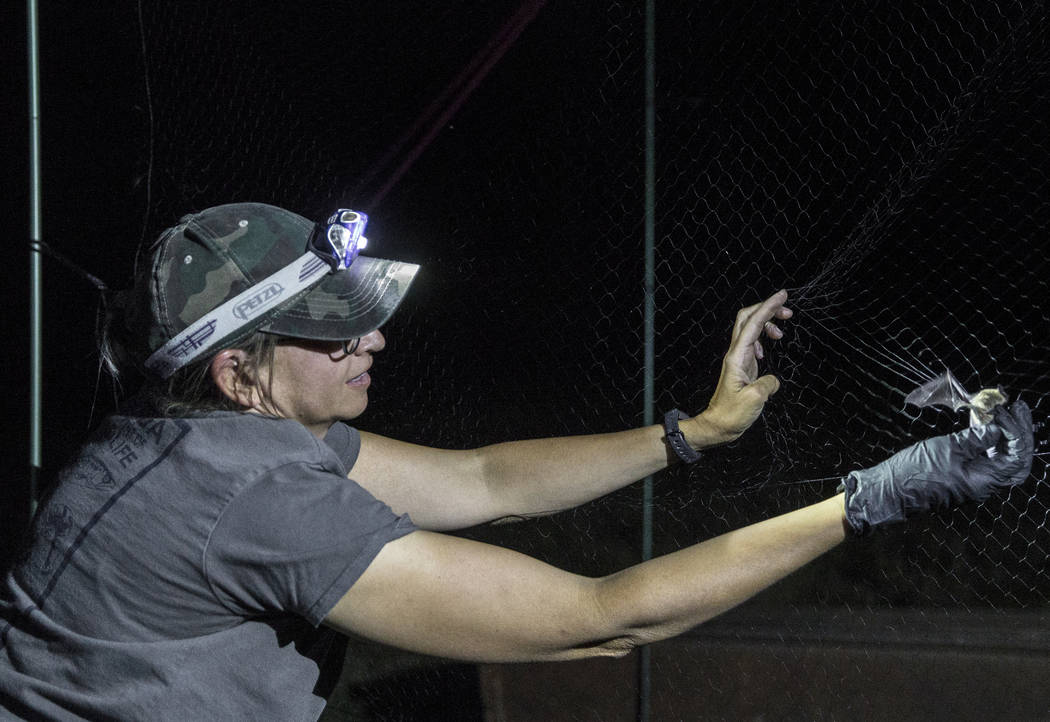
[261,256,419,340]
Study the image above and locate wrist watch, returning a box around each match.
[663,409,701,464]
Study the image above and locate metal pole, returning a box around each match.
[28,0,43,519]
[638,0,656,720]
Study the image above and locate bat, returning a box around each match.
[904,368,1007,426]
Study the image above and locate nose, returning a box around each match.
[356,328,385,353]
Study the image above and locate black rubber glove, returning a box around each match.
[841,400,1034,535]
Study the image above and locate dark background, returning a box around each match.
[10,2,1050,719]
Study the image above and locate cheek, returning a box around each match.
[268,347,356,413]
[289,369,348,407]
[266,355,316,407]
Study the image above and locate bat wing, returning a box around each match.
[904,369,973,412]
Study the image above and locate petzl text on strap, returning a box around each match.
[144,252,328,378]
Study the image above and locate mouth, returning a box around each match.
[347,370,371,387]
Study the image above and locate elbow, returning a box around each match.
[560,577,670,661]
[541,634,643,662]
[582,572,714,658]
[586,635,644,659]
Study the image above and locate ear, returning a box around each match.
[210,349,256,408]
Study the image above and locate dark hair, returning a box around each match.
[99,293,279,417]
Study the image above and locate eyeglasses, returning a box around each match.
[276,337,362,356]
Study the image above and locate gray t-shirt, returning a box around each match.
[0,411,416,720]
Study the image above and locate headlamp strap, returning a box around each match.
[144,252,328,378]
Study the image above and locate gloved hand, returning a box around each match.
[841,400,1034,535]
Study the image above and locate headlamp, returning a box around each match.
[311,209,369,271]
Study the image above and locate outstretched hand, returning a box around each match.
[695,290,792,444]
[841,399,1034,535]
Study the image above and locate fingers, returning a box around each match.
[732,290,790,339]
[995,400,1035,483]
[750,373,781,399]
[729,290,790,357]
[953,401,1034,493]
[950,423,1003,458]
[995,400,1033,444]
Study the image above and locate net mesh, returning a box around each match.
[647,1,1050,611]
[36,0,1050,716]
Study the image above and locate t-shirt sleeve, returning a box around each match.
[204,462,416,626]
[322,421,362,472]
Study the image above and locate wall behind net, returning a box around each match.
[58,0,1049,713]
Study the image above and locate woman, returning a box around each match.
[1,203,1032,720]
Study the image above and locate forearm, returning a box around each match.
[353,415,735,530]
[478,414,731,518]
[592,493,848,649]
[328,494,849,663]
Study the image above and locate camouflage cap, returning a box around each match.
[134,202,419,376]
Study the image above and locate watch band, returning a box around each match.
[663,409,702,464]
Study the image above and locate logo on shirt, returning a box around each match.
[68,454,116,491]
[38,504,75,574]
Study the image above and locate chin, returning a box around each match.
[341,402,368,421]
